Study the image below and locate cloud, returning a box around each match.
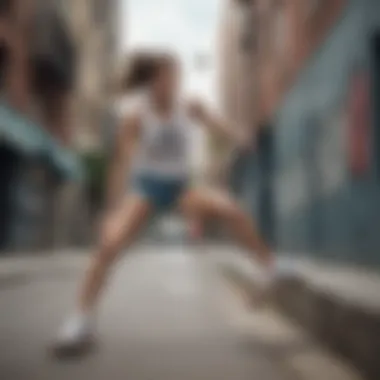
[123,1,218,55]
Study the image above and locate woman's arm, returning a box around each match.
[105,113,140,211]
[187,100,250,149]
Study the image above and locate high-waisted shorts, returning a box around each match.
[132,174,188,211]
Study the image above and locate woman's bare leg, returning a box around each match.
[179,187,273,267]
[53,194,151,355]
[79,194,151,313]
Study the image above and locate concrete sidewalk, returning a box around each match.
[0,244,365,380]
[0,243,200,285]
[1,244,379,379]
[0,250,89,287]
[208,245,380,380]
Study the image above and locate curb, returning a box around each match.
[219,262,380,380]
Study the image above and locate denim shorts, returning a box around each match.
[132,174,188,211]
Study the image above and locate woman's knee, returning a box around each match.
[97,225,125,264]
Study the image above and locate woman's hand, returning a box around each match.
[187,98,255,153]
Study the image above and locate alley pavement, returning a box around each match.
[0,245,362,380]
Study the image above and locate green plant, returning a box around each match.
[80,151,109,207]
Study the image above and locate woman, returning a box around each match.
[53,51,275,355]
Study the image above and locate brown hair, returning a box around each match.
[120,50,176,93]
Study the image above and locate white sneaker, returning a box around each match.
[52,313,96,358]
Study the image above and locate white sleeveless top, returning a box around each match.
[130,92,192,179]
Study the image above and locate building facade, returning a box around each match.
[65,0,120,153]
[0,0,82,252]
[271,0,380,266]
[213,0,259,190]
[254,0,345,246]
[255,0,345,123]
[51,0,121,245]
[220,0,380,266]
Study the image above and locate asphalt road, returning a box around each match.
[0,246,362,380]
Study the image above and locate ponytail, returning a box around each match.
[120,50,176,93]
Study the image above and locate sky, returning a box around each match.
[119,0,221,174]
[120,0,220,105]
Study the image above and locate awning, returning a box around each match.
[0,102,83,181]
[49,139,84,181]
[0,102,49,154]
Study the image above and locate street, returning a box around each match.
[0,246,361,380]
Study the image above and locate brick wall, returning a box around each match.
[256,0,346,122]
